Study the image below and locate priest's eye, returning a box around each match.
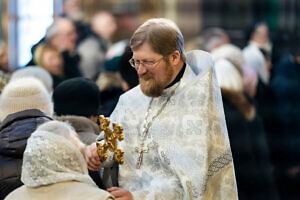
[129,56,164,70]
[142,60,155,66]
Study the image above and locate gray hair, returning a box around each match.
[45,21,60,40]
[202,28,229,51]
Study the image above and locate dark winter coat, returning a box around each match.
[254,79,283,166]
[0,109,52,200]
[271,54,300,200]
[222,89,279,200]
[221,89,257,200]
[272,54,300,168]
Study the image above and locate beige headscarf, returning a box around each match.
[21,121,94,187]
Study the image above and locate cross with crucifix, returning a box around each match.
[135,143,149,169]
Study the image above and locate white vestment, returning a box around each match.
[109,50,238,200]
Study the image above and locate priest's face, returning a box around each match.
[132,43,174,97]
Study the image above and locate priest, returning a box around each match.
[86,18,238,200]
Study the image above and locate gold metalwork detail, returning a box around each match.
[96,115,124,164]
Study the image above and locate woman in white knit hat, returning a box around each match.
[9,66,53,93]
[211,44,279,200]
[5,120,113,200]
[0,77,53,199]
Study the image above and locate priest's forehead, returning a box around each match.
[132,43,162,60]
[130,18,185,61]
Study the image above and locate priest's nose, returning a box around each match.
[137,64,148,75]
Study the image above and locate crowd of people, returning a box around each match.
[0,0,299,199]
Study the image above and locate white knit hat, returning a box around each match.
[9,66,53,93]
[211,44,244,74]
[214,59,244,92]
[0,77,53,121]
[211,44,244,92]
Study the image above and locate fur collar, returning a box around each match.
[54,115,99,145]
[55,115,98,133]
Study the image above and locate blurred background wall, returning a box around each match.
[0,0,299,69]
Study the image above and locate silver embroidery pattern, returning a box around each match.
[201,149,233,194]
[207,150,233,177]
[161,151,171,165]
[135,81,181,169]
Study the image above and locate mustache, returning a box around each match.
[139,74,152,80]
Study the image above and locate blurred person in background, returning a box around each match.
[118,46,139,92]
[201,27,230,52]
[63,0,83,22]
[0,44,10,94]
[271,47,300,200]
[96,46,139,117]
[45,17,82,78]
[0,43,9,73]
[245,23,282,199]
[62,0,90,44]
[52,77,101,145]
[245,22,273,61]
[243,22,282,179]
[9,66,53,93]
[211,43,279,200]
[27,18,82,79]
[34,43,65,88]
[52,77,116,189]
[46,18,78,53]
[0,78,53,199]
[243,21,273,86]
[96,71,123,117]
[243,42,271,85]
[185,36,203,52]
[4,121,114,200]
[242,64,259,99]
[77,11,117,80]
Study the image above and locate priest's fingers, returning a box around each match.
[107,187,120,192]
[87,159,100,171]
[109,188,133,200]
[85,143,101,171]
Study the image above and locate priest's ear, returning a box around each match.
[168,50,181,66]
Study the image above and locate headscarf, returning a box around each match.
[21,121,95,187]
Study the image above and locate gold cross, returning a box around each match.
[135,143,148,169]
[96,115,124,164]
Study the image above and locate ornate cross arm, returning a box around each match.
[96,115,125,164]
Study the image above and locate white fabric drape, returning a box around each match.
[109,50,238,200]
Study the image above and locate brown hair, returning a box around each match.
[130,18,186,62]
[34,43,61,67]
